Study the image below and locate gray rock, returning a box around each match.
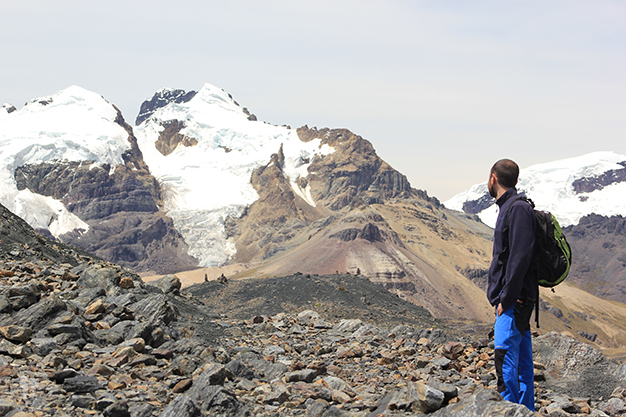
[129,354,157,367]
[225,359,257,380]
[428,381,459,403]
[103,400,130,417]
[0,339,20,356]
[305,399,330,417]
[189,363,232,387]
[287,369,318,383]
[236,378,256,391]
[332,319,363,334]
[0,400,17,416]
[430,388,534,417]
[5,282,40,309]
[412,381,445,412]
[237,351,289,380]
[0,294,65,332]
[28,337,57,356]
[548,395,581,414]
[94,329,124,345]
[263,345,285,356]
[129,403,156,417]
[432,356,452,369]
[130,295,176,326]
[77,265,120,292]
[533,331,621,401]
[321,376,352,392]
[147,274,181,295]
[73,287,106,308]
[70,394,95,409]
[62,375,103,393]
[599,397,626,416]
[185,384,241,414]
[297,310,321,326]
[0,295,11,314]
[351,324,380,338]
[95,397,116,411]
[50,368,79,383]
[265,385,289,404]
[158,394,200,417]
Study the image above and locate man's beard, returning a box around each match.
[488,182,497,198]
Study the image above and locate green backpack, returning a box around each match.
[505,197,572,288]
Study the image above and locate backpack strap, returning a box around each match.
[503,196,541,328]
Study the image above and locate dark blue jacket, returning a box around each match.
[487,188,538,310]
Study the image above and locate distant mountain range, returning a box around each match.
[444,152,626,228]
[3,84,626,349]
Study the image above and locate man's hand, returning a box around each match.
[497,303,504,316]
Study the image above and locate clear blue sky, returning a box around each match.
[1,0,625,201]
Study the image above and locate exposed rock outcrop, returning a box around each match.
[572,161,626,194]
[564,214,626,303]
[154,120,198,156]
[135,88,197,125]
[298,126,420,210]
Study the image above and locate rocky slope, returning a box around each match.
[563,214,626,303]
[224,126,496,324]
[3,202,626,417]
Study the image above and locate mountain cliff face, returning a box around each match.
[564,214,626,303]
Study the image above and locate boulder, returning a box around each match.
[0,325,32,343]
[0,294,65,332]
[147,275,181,295]
[77,265,121,292]
[430,388,534,416]
[63,375,103,393]
[158,395,200,417]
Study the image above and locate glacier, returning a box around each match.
[134,83,334,267]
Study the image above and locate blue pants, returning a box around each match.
[494,303,534,411]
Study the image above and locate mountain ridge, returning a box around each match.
[3,84,626,349]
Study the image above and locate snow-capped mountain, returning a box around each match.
[134,83,334,266]
[0,86,131,236]
[444,152,626,228]
[0,85,195,273]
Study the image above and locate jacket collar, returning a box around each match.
[495,187,518,208]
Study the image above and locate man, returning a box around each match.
[487,159,537,411]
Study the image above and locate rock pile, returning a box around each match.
[2,204,626,416]
[0,253,626,417]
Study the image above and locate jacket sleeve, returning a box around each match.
[499,202,535,311]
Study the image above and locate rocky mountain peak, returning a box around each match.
[1,103,16,114]
[135,88,197,125]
